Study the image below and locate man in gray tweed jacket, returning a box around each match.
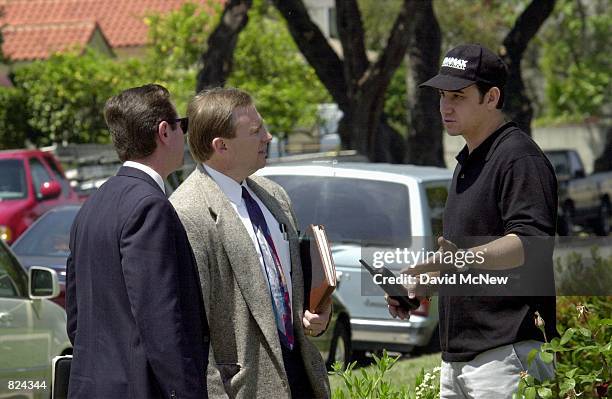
[170,87,331,399]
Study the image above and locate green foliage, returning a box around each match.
[12,49,123,146]
[357,0,403,52]
[383,66,408,136]
[228,3,330,135]
[0,87,30,149]
[555,247,612,296]
[539,0,611,124]
[435,0,524,51]
[145,1,216,70]
[514,296,611,398]
[331,351,439,399]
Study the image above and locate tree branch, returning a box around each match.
[335,0,368,91]
[502,0,556,59]
[271,0,349,108]
[364,0,418,94]
[196,0,252,92]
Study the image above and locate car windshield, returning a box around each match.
[12,207,79,257]
[0,159,27,200]
[545,152,569,175]
[266,175,411,247]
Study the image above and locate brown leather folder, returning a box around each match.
[300,224,337,313]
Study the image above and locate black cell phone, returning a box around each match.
[359,259,421,311]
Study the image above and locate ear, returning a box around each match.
[211,137,227,155]
[157,121,171,145]
[487,87,501,109]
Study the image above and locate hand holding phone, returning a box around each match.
[359,259,421,311]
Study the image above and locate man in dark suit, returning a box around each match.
[66,84,209,399]
[170,88,331,398]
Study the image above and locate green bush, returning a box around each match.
[514,297,611,399]
[330,351,440,399]
[555,247,612,296]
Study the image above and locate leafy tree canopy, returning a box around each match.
[538,0,611,124]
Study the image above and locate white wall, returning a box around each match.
[443,124,607,173]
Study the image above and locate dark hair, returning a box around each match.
[475,82,504,109]
[103,84,178,162]
[187,87,253,162]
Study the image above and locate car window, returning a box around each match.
[546,152,569,175]
[425,183,449,238]
[29,158,53,199]
[0,242,27,298]
[0,159,27,200]
[43,155,69,197]
[568,151,584,174]
[12,208,77,257]
[267,175,411,247]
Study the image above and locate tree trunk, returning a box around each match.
[500,0,556,135]
[196,0,252,92]
[273,0,420,162]
[404,1,444,166]
[594,126,612,172]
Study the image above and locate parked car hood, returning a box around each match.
[0,199,30,222]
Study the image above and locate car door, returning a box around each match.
[26,157,58,225]
[0,243,50,396]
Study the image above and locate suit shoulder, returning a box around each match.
[169,170,203,211]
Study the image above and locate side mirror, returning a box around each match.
[29,266,60,299]
[40,181,62,200]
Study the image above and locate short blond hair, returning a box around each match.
[187,87,253,162]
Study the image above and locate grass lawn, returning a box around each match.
[329,352,442,393]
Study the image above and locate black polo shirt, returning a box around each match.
[440,121,558,362]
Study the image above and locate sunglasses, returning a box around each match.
[162,117,188,134]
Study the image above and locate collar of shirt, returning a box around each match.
[202,163,244,205]
[123,161,165,194]
[455,121,517,165]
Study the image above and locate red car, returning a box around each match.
[0,149,80,244]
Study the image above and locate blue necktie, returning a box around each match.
[241,186,294,349]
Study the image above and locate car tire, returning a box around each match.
[326,319,351,370]
[594,201,611,236]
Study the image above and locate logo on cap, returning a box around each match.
[441,57,468,70]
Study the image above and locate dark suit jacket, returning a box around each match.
[66,166,209,399]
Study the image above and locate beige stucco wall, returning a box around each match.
[444,124,608,173]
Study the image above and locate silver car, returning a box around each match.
[0,239,70,398]
[258,162,452,358]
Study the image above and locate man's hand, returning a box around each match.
[403,236,458,275]
[385,282,412,320]
[302,297,332,337]
[384,276,431,320]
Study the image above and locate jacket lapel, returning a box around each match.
[194,166,285,367]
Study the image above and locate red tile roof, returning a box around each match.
[0,0,219,61]
[2,21,98,61]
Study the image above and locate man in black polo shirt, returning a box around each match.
[387,44,557,398]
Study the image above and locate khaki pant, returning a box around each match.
[440,340,555,399]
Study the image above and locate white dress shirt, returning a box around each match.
[123,161,165,194]
[203,164,292,302]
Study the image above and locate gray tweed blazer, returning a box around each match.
[170,165,330,399]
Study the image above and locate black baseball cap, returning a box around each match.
[420,44,507,91]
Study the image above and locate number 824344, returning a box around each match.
[7,380,47,390]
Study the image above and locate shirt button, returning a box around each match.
[460,173,465,179]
